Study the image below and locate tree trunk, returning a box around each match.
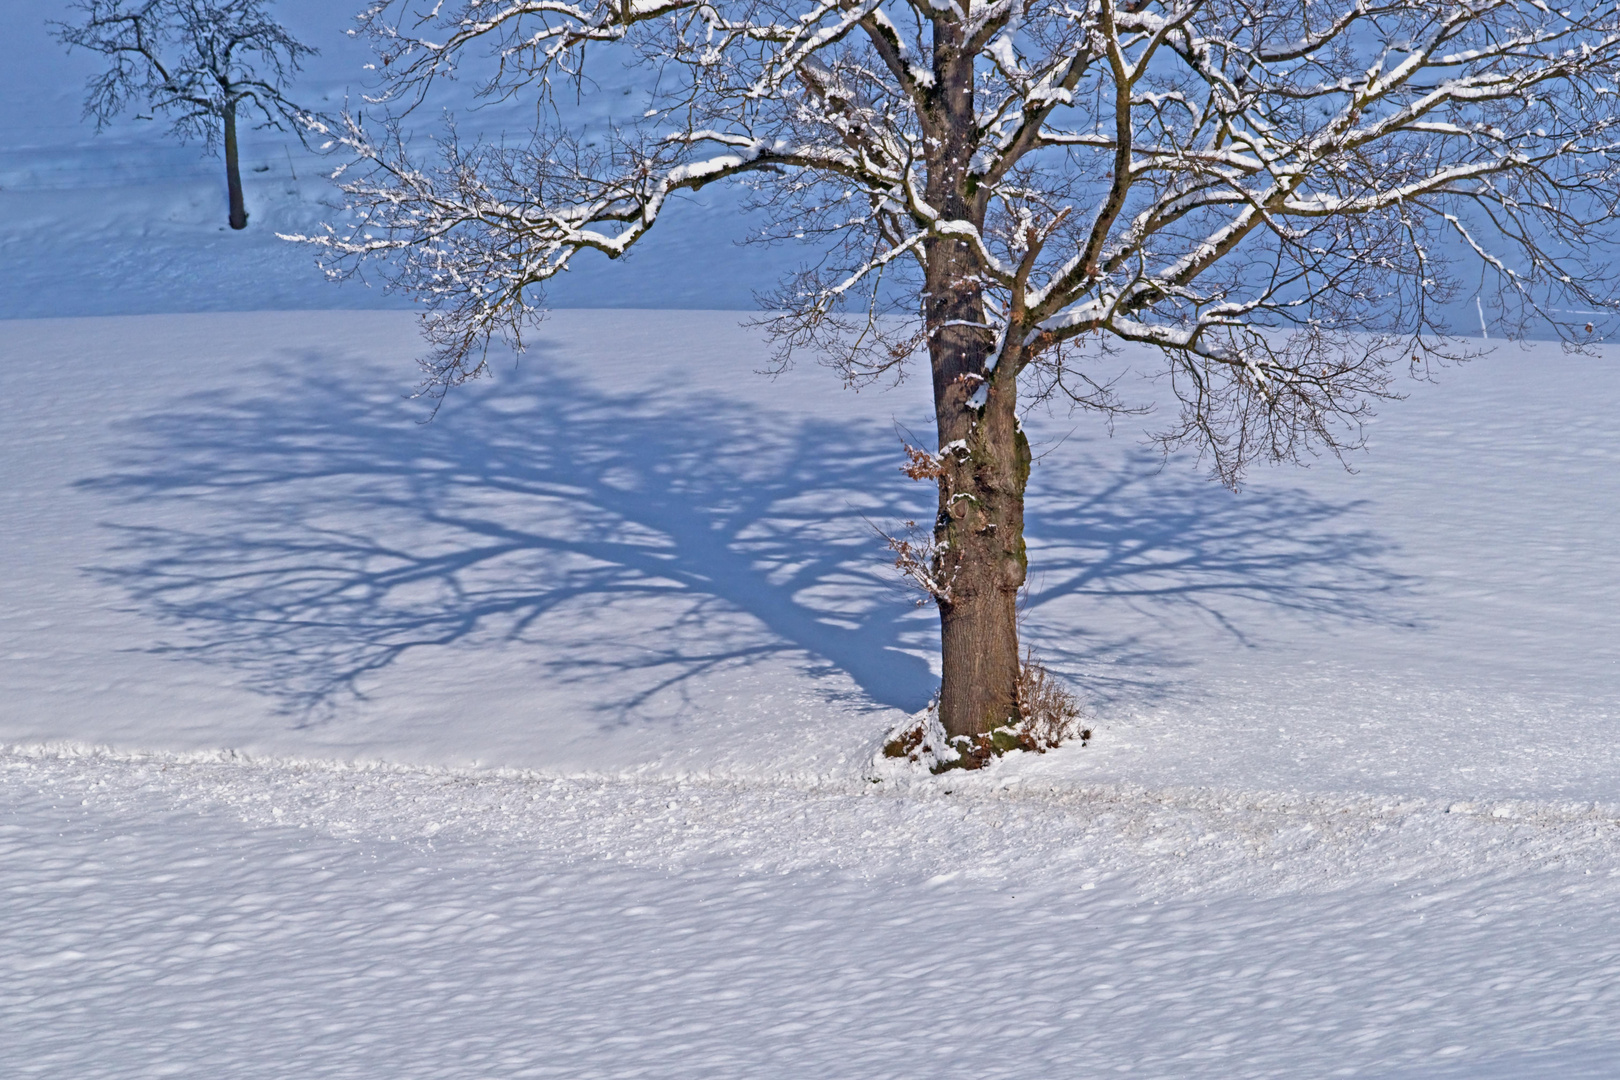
[924,35,1031,740]
[929,309,1031,738]
[223,101,248,230]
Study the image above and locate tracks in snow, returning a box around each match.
[6,743,1618,902]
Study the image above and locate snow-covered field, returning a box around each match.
[4,1,1620,1073]
[7,748,1620,1079]
[3,309,1619,1077]
[0,1,789,321]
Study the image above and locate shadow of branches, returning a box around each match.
[78,342,1413,724]
[1021,446,1416,703]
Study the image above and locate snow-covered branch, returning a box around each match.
[313,0,1620,475]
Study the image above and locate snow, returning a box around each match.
[5,311,1616,799]
[3,1,1619,1072]
[7,749,1620,1079]
[0,2,796,320]
[3,309,1619,1076]
[0,312,934,774]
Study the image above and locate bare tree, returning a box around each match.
[299,0,1620,739]
[54,0,318,229]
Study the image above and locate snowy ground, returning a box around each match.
[3,309,1619,1076]
[6,749,1620,1079]
[6,0,1619,1070]
[0,0,794,320]
[5,311,1618,795]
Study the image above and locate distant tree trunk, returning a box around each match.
[927,35,1030,740]
[223,99,248,230]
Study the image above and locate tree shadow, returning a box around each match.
[1020,445,1418,704]
[77,340,1415,726]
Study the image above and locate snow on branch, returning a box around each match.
[308,0,1620,476]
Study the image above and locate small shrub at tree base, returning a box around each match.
[881,725,924,759]
[1015,653,1085,751]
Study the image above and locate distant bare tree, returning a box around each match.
[54,0,317,229]
[300,0,1620,741]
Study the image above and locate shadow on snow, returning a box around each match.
[77,339,1414,726]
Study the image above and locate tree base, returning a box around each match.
[883,721,1092,775]
[880,666,1091,775]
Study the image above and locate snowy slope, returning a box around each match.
[0,0,797,319]
[6,0,1620,1072]
[4,310,1618,799]
[1,311,933,775]
[3,308,1619,1077]
[6,748,1620,1079]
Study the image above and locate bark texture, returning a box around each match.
[924,30,1031,740]
[931,370,1031,739]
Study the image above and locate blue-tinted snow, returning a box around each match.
[5,311,1615,801]
[4,2,1620,1075]
[0,0,796,318]
[6,749,1620,1079]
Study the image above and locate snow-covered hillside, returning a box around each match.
[7,748,1620,1079]
[4,2,1619,1072]
[0,0,794,319]
[5,311,1618,798]
[3,309,1618,1077]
